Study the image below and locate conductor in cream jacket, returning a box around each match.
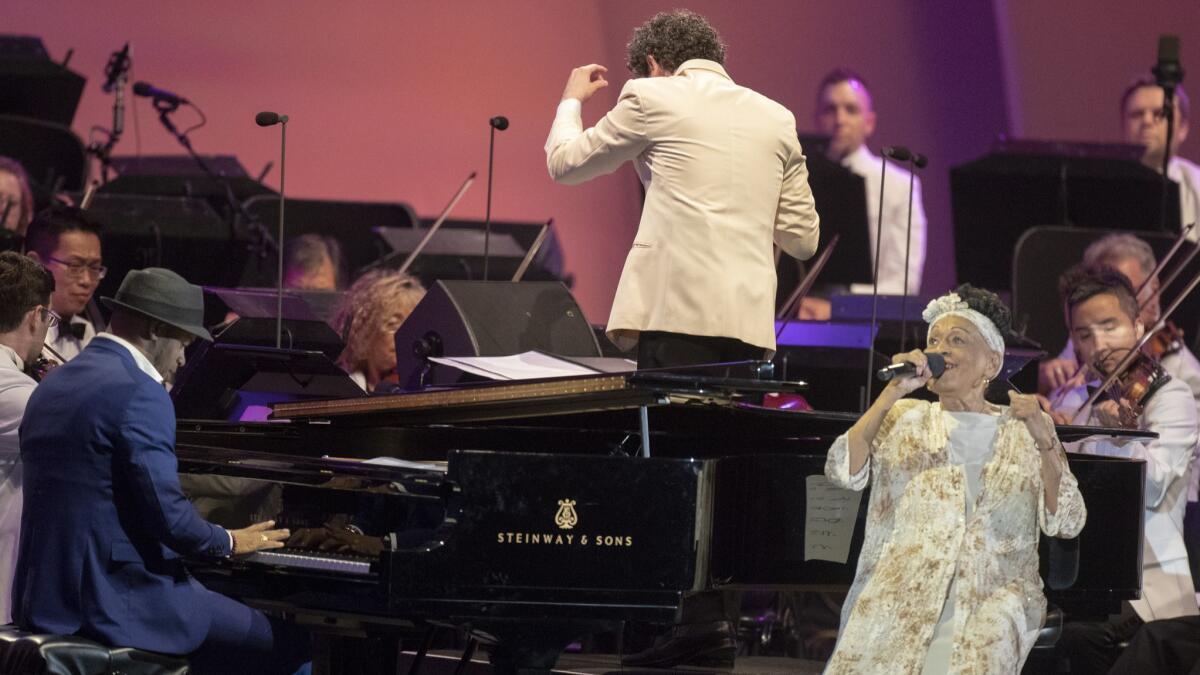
[545,10,819,366]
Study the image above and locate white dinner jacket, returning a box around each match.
[546,59,820,351]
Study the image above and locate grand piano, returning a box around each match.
[176,367,1147,673]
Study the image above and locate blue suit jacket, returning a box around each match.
[13,338,230,655]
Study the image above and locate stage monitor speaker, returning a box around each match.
[394,280,601,388]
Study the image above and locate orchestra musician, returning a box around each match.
[824,285,1084,673]
[22,206,105,362]
[0,157,34,239]
[544,9,819,667]
[13,267,309,674]
[1037,233,1200,587]
[332,269,425,393]
[799,68,928,320]
[1121,78,1198,234]
[0,252,56,624]
[1047,265,1199,673]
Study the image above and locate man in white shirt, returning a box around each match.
[0,252,55,624]
[23,206,104,361]
[800,69,927,319]
[1049,266,1198,673]
[1123,77,1199,233]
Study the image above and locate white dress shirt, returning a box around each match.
[1059,340,1200,502]
[842,145,928,295]
[1172,156,1200,238]
[0,343,36,624]
[44,314,95,362]
[1055,377,1199,620]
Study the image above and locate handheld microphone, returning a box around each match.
[877,353,946,382]
[489,116,510,130]
[132,81,188,106]
[255,111,289,126]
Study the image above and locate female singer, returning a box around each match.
[824,285,1086,674]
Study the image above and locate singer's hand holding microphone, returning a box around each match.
[878,349,946,396]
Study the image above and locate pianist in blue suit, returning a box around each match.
[13,268,308,674]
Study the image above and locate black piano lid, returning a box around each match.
[175,442,447,500]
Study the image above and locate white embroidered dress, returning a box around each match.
[824,399,1087,674]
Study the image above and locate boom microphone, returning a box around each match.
[255,111,289,127]
[876,353,946,382]
[489,116,510,130]
[883,146,913,162]
[132,81,188,106]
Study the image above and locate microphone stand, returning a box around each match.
[273,118,288,349]
[863,154,889,411]
[151,100,279,265]
[898,158,922,353]
[484,122,499,280]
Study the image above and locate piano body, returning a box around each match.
[177,370,1147,673]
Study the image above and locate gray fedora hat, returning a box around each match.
[101,267,212,341]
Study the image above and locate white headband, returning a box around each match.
[923,293,1005,377]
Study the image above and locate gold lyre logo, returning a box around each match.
[555,499,579,530]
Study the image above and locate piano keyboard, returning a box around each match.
[243,548,375,576]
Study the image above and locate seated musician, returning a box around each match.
[825,284,1085,673]
[23,206,105,361]
[0,252,55,624]
[0,157,34,241]
[1048,265,1199,672]
[283,234,346,291]
[13,267,309,674]
[1039,233,1200,589]
[1121,78,1197,233]
[332,269,425,393]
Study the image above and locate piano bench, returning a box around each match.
[0,625,189,675]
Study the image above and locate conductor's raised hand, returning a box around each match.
[562,64,609,104]
[884,349,932,397]
[230,520,290,555]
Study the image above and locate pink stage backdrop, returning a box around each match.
[8,0,1197,323]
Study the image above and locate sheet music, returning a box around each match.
[429,351,602,380]
[804,474,863,563]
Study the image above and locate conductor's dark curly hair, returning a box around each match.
[953,283,1012,346]
[625,10,726,78]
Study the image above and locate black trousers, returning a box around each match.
[635,331,761,629]
[636,331,764,369]
[1054,602,1144,674]
[1109,616,1200,674]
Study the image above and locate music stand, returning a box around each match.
[206,287,345,360]
[951,138,1181,290]
[372,219,566,286]
[172,343,363,421]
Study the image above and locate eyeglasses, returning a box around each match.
[38,306,61,329]
[46,256,107,280]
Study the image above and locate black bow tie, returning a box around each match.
[63,320,86,340]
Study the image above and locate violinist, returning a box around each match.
[0,251,56,623]
[1048,265,1199,673]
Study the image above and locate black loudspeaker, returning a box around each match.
[394,281,602,388]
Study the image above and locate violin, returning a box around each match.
[1094,344,1172,428]
[24,345,67,383]
[1143,320,1185,360]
